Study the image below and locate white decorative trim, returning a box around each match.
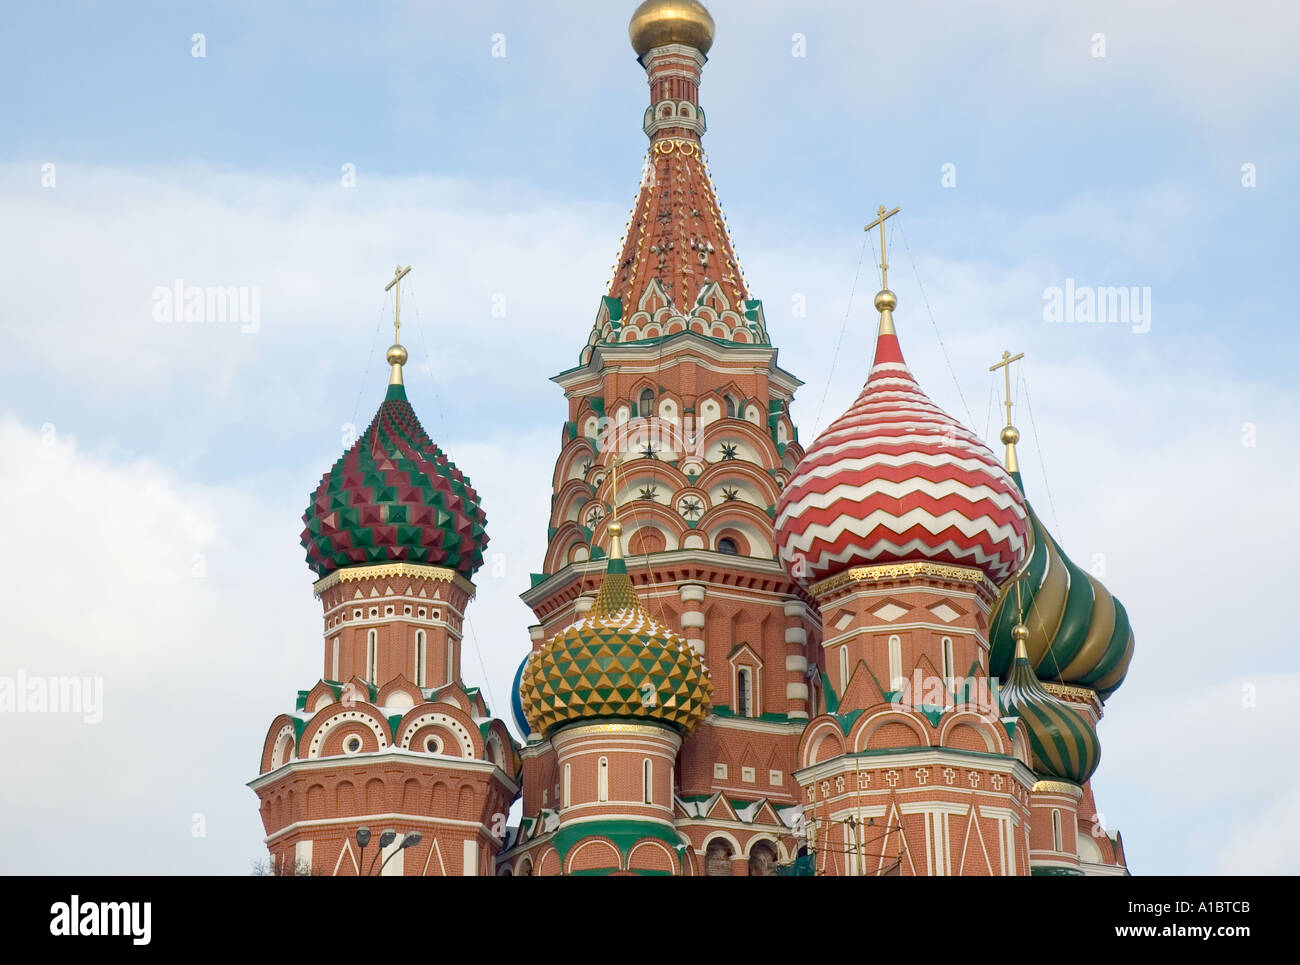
[305,710,389,759]
[398,712,476,758]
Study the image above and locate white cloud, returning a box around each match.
[1218,784,1300,875]
[1099,674,1300,874]
[0,416,314,873]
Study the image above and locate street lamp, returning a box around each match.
[352,826,422,876]
[376,831,422,876]
[355,827,372,876]
[366,829,399,876]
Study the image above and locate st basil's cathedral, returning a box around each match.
[251,0,1135,876]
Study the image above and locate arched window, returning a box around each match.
[941,636,954,684]
[415,629,427,687]
[366,629,378,683]
[718,537,739,555]
[643,758,653,804]
[638,388,654,418]
[706,839,734,876]
[888,635,903,691]
[445,639,454,686]
[839,646,850,692]
[1052,809,1063,852]
[724,395,737,419]
[748,841,779,877]
[562,764,571,809]
[598,757,609,802]
[736,667,753,717]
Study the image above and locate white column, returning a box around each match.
[679,583,707,661]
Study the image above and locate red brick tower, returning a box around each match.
[501,0,816,875]
[250,276,519,876]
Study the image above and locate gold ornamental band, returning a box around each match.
[313,562,474,598]
[1032,780,1083,799]
[652,137,702,158]
[809,561,991,597]
[1043,681,1100,707]
[554,721,678,740]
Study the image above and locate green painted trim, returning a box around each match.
[821,672,840,714]
[551,819,684,863]
[711,707,791,724]
[836,707,864,735]
[916,705,944,727]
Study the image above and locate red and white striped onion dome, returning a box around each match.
[775,290,1029,587]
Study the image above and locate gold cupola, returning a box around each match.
[629,0,715,56]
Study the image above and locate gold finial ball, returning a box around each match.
[1001,425,1020,446]
[874,289,897,313]
[386,344,408,366]
[1012,623,1030,645]
[608,521,623,538]
[629,0,715,56]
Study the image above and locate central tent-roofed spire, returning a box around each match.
[603,0,750,325]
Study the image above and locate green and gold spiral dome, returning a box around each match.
[1000,625,1101,785]
[519,522,712,736]
[989,466,1134,701]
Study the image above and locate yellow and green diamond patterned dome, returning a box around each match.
[519,523,712,736]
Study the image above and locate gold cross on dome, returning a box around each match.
[988,349,1025,429]
[864,205,900,289]
[384,264,412,344]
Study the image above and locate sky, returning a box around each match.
[0,0,1297,875]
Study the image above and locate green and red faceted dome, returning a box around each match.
[301,382,488,580]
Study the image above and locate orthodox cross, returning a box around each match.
[384,264,412,344]
[988,349,1025,428]
[864,204,900,289]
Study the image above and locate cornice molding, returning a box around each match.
[808,561,996,599]
[313,562,475,599]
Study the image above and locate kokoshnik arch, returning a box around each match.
[250,0,1135,877]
